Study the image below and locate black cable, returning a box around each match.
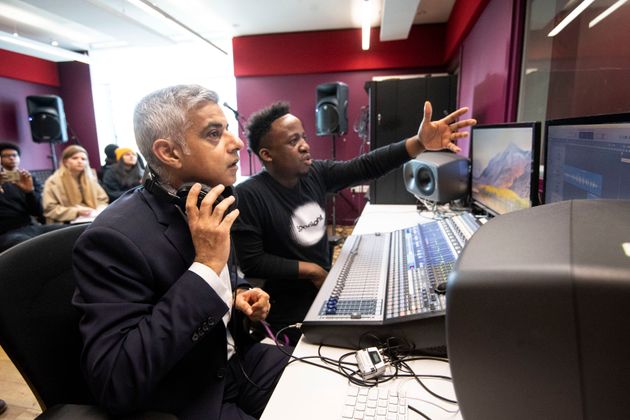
[269,326,458,408]
[400,361,458,404]
[408,404,433,420]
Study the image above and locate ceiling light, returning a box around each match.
[589,0,627,28]
[0,2,91,44]
[0,30,90,63]
[548,0,595,37]
[362,0,372,50]
[126,0,227,55]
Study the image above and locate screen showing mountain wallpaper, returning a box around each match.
[472,127,534,215]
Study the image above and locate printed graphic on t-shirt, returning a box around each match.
[290,202,326,246]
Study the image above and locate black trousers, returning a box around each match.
[219,343,291,420]
[0,223,66,253]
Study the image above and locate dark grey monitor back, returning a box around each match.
[446,199,630,420]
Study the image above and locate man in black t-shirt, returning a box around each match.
[232,101,476,343]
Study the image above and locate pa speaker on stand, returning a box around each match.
[316,82,348,136]
[315,82,349,259]
[26,95,69,170]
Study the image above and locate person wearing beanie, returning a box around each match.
[102,147,144,202]
[43,145,109,223]
[98,143,119,181]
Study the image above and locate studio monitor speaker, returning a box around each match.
[26,95,68,144]
[403,152,469,203]
[316,82,348,136]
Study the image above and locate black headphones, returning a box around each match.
[143,165,237,214]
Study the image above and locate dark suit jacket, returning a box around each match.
[72,187,249,418]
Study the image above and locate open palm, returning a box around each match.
[418,101,477,153]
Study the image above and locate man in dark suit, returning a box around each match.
[72,85,289,419]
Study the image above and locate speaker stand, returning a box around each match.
[48,143,58,170]
[328,134,340,253]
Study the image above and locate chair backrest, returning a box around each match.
[0,224,94,410]
[30,168,54,186]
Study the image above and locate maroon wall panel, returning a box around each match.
[0,75,61,170]
[233,25,446,77]
[0,49,60,87]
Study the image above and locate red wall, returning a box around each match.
[0,49,100,171]
[456,0,521,157]
[58,62,100,168]
[0,75,60,170]
[444,0,492,62]
[0,49,59,87]
[234,24,446,77]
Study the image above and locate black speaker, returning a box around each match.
[26,95,69,143]
[403,152,469,203]
[316,82,348,136]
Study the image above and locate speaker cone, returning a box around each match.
[316,103,339,135]
[30,113,61,142]
[416,166,435,195]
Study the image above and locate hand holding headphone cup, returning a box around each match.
[188,183,240,276]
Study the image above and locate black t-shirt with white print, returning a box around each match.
[232,139,411,327]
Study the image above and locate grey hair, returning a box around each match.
[133,84,219,178]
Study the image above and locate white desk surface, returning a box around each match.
[261,204,462,420]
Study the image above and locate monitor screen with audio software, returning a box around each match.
[470,122,541,216]
[544,113,630,204]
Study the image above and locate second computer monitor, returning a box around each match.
[544,113,630,204]
[470,122,541,216]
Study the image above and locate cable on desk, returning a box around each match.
[399,360,458,404]
[272,325,459,412]
[408,404,433,420]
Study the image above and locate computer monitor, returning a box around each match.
[470,122,541,216]
[543,113,630,204]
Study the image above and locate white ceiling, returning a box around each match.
[0,0,455,60]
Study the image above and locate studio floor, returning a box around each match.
[0,345,40,419]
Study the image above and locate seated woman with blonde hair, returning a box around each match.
[43,145,109,223]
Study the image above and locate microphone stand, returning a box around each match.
[224,103,253,175]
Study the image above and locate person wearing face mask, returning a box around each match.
[42,145,109,224]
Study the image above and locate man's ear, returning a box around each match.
[152,139,183,168]
[258,148,272,163]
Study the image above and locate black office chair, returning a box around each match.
[0,225,174,419]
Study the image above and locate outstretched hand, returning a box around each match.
[417,101,477,153]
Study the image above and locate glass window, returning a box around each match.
[518,0,630,121]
